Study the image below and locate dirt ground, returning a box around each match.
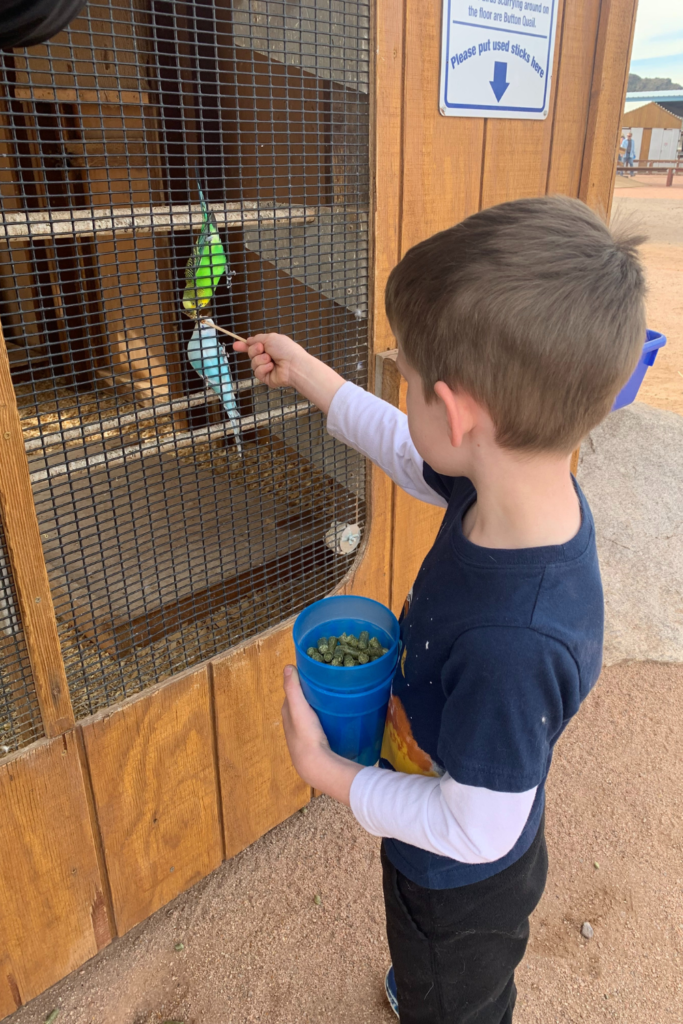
[7,181,683,1024]
[9,661,683,1024]
[612,177,683,416]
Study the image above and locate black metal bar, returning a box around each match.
[148,0,191,205]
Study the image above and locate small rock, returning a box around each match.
[313,894,322,906]
[581,921,594,939]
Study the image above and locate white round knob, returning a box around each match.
[324,521,362,556]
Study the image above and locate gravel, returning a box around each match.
[579,402,683,666]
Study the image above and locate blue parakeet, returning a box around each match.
[187,320,242,454]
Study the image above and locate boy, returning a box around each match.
[234,196,646,1023]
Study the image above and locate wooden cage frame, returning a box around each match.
[0,0,637,1014]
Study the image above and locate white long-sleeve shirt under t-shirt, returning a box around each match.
[326,380,537,866]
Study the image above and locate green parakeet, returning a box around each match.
[182,183,228,316]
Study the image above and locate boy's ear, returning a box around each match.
[433,381,476,448]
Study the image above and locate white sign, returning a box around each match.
[440,0,559,119]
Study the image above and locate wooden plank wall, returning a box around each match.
[0,0,638,1015]
[0,733,113,1017]
[81,667,224,935]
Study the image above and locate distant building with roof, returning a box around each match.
[624,90,683,119]
[622,93,682,164]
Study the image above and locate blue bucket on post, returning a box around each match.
[293,595,400,766]
[612,329,666,411]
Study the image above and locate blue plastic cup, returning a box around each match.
[293,595,400,766]
[612,329,666,410]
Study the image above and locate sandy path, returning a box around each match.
[8,661,682,1024]
[636,244,683,416]
[612,189,683,417]
[613,174,683,201]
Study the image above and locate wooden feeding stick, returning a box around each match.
[202,319,247,345]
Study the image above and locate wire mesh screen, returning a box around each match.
[0,0,370,722]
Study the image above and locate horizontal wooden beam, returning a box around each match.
[375,348,400,404]
[85,540,336,656]
[0,202,316,242]
[28,400,312,484]
[13,87,150,106]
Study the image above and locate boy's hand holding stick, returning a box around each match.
[232,332,346,415]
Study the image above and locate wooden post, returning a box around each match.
[0,324,74,736]
[579,0,639,217]
[341,0,405,605]
[375,350,445,614]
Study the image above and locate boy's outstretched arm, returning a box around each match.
[234,333,446,508]
[233,333,345,415]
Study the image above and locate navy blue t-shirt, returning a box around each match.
[379,465,603,889]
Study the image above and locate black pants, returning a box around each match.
[382,815,547,1024]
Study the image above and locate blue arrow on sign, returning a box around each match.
[490,61,510,102]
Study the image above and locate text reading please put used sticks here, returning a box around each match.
[451,36,545,80]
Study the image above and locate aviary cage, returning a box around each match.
[0,0,370,752]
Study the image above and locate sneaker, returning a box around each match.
[385,965,399,1018]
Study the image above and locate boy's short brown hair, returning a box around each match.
[385,196,646,453]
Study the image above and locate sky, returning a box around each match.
[630,0,683,86]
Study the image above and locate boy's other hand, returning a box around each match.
[232,332,303,390]
[282,663,330,767]
[282,665,364,805]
